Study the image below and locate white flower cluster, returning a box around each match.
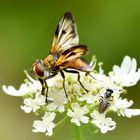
[2,56,140,136]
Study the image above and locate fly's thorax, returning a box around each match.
[32,59,46,79]
[43,54,60,73]
[43,54,58,68]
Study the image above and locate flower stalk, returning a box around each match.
[72,125,83,140]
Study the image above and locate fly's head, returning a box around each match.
[32,59,48,79]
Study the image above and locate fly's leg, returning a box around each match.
[85,71,96,80]
[38,78,48,103]
[64,69,89,92]
[60,71,68,98]
[77,72,89,92]
[38,78,46,95]
[38,73,57,103]
[44,80,48,103]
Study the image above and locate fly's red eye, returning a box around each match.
[33,61,45,78]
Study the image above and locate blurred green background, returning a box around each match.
[0,0,140,140]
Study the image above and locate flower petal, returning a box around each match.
[21,105,32,113]
[124,109,140,118]
[2,85,28,96]
[121,56,131,74]
[71,118,81,126]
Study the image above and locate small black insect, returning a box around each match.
[98,89,114,114]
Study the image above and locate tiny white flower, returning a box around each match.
[110,96,140,117]
[78,92,99,104]
[21,93,46,113]
[79,72,96,91]
[108,92,121,112]
[32,112,56,136]
[2,71,41,96]
[67,103,89,126]
[2,84,31,97]
[72,83,83,96]
[110,93,128,113]
[109,56,140,87]
[93,62,122,91]
[47,73,63,88]
[65,73,83,97]
[95,73,122,91]
[123,109,140,118]
[47,89,68,113]
[90,111,116,134]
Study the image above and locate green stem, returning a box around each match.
[72,124,83,140]
[55,116,67,127]
[54,116,67,135]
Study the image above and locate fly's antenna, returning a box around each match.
[23,69,37,83]
[28,68,32,73]
[26,68,33,75]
